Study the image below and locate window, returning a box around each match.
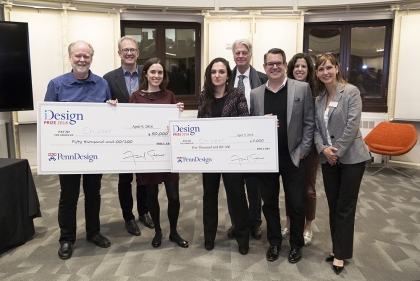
[121,21,201,109]
[304,20,392,112]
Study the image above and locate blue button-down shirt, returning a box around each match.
[122,66,139,97]
[44,71,111,102]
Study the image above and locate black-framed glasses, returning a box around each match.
[265,61,285,68]
[121,48,138,54]
[315,52,333,58]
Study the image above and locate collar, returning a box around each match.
[122,65,139,75]
[235,67,250,79]
[266,77,287,92]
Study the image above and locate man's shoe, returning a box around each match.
[288,247,302,263]
[87,233,111,248]
[266,245,280,262]
[204,241,214,251]
[239,246,249,255]
[58,242,73,260]
[139,213,155,229]
[251,225,262,239]
[125,219,141,236]
[227,225,235,239]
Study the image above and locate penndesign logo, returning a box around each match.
[176,156,212,164]
[47,152,98,162]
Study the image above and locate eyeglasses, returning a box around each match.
[315,52,333,58]
[265,61,285,68]
[121,48,138,54]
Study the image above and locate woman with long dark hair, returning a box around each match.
[198,57,250,255]
[130,57,188,249]
[313,53,370,274]
[281,53,319,245]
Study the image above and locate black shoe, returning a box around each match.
[288,247,302,263]
[266,245,280,262]
[204,241,214,251]
[227,225,235,239]
[87,233,111,248]
[332,264,344,275]
[139,213,155,229]
[58,242,73,260]
[152,240,161,248]
[325,254,334,262]
[251,225,262,239]
[169,235,189,248]
[239,246,249,255]
[125,219,141,236]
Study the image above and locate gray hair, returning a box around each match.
[232,39,253,55]
[118,36,139,50]
[68,40,94,57]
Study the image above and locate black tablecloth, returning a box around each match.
[0,158,41,254]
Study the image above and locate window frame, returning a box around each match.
[303,20,392,113]
[121,21,201,110]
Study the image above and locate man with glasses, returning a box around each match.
[225,39,267,241]
[104,36,154,237]
[45,40,112,259]
[250,48,314,263]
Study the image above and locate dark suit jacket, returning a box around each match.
[103,65,143,103]
[197,88,249,118]
[250,78,315,167]
[232,65,267,89]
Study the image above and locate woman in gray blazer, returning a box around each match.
[313,54,370,275]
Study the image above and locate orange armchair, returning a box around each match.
[364,122,418,177]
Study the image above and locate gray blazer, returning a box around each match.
[314,83,371,164]
[103,66,143,103]
[250,78,315,167]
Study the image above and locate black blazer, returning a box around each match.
[103,66,143,103]
[231,65,267,89]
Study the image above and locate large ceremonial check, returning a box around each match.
[37,102,180,174]
[169,116,279,172]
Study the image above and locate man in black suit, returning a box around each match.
[103,36,154,236]
[225,39,267,241]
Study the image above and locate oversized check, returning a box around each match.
[37,102,180,174]
[169,116,278,172]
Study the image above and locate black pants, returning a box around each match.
[322,161,366,260]
[226,176,262,227]
[58,174,102,243]
[203,173,249,248]
[118,173,148,222]
[145,181,180,234]
[258,155,306,249]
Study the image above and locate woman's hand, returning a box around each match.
[177,102,184,112]
[322,146,338,165]
[106,99,118,106]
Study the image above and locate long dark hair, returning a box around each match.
[314,54,347,95]
[287,53,315,89]
[201,57,233,115]
[139,57,169,91]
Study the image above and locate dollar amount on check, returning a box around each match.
[169,116,279,172]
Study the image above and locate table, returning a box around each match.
[0,158,41,254]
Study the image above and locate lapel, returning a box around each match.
[327,82,344,120]
[317,90,328,135]
[116,67,130,102]
[286,79,295,128]
[258,84,265,115]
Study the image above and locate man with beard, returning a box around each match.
[44,40,112,260]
